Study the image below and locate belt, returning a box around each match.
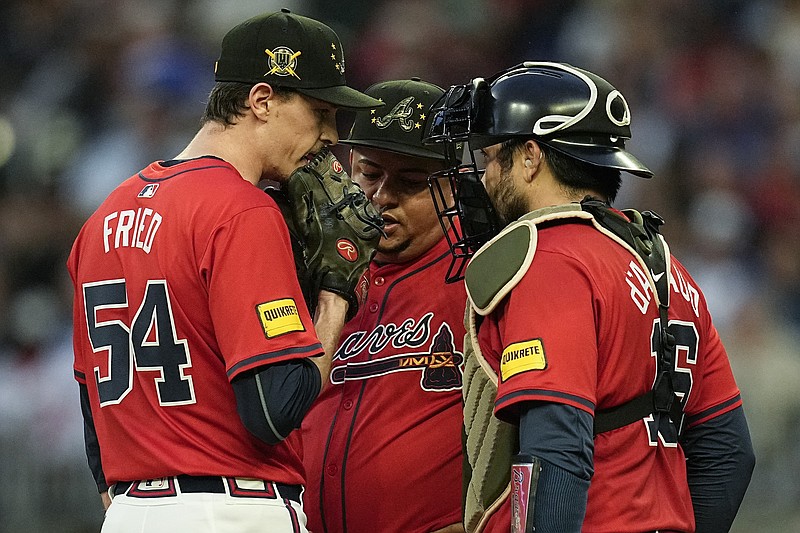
[114,475,302,503]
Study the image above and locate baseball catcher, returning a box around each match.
[268,148,384,319]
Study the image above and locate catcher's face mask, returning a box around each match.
[424,79,503,283]
[425,62,655,282]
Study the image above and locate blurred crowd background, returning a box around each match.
[1,0,798,531]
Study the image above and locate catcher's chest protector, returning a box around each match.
[461,203,633,532]
[461,209,549,533]
[462,309,517,533]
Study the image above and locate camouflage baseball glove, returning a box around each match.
[271,148,384,320]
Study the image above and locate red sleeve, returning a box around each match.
[491,250,599,418]
[201,205,323,380]
[682,292,743,428]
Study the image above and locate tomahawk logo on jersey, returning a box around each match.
[331,313,463,391]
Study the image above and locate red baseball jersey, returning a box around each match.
[301,237,466,533]
[69,157,322,486]
[478,220,742,533]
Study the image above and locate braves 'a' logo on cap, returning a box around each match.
[336,239,358,262]
[375,96,418,131]
[264,47,302,79]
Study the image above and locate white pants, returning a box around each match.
[102,478,308,533]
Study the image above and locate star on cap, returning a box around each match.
[329,42,345,74]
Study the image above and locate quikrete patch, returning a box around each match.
[256,298,304,338]
[500,339,547,381]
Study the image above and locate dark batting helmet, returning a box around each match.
[423,62,652,282]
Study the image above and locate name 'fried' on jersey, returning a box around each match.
[103,208,163,254]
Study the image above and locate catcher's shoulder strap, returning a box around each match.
[464,204,593,315]
[579,199,685,436]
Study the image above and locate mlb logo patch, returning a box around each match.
[138,184,159,198]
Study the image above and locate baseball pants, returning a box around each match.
[102,475,308,533]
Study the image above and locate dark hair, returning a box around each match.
[494,137,622,203]
[495,138,527,174]
[201,82,297,126]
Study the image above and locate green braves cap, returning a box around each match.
[342,78,460,160]
[214,9,382,109]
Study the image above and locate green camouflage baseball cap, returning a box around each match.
[214,9,382,109]
[342,78,461,160]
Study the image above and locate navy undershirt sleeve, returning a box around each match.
[79,383,108,493]
[681,405,755,533]
[231,358,322,445]
[519,401,594,480]
[518,402,593,532]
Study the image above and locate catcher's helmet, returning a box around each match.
[423,62,652,282]
[425,61,652,177]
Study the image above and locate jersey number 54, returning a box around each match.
[82,279,196,407]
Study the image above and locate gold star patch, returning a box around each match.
[417,103,424,109]
[415,122,421,129]
[331,43,337,50]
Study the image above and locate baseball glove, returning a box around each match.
[269,148,384,320]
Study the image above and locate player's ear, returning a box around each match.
[522,140,543,181]
[249,83,274,121]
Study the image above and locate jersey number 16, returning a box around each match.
[645,319,697,447]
